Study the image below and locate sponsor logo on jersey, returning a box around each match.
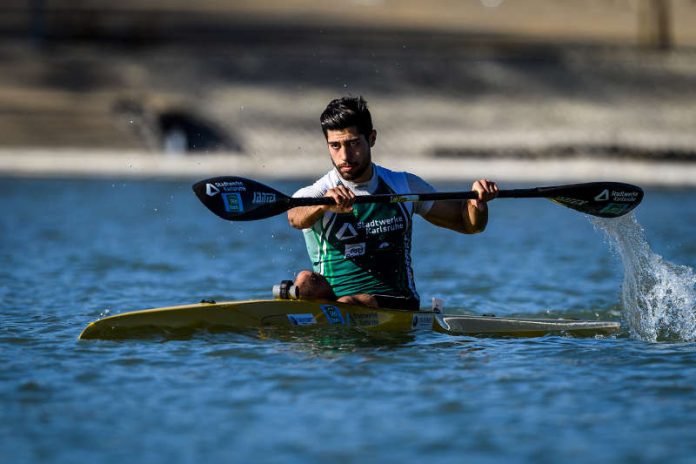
[360,216,405,235]
[336,223,359,240]
[344,242,366,258]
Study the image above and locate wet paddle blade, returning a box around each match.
[192,177,292,221]
[544,182,644,218]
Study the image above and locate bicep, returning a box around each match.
[403,173,469,232]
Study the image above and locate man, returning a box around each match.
[287,96,498,310]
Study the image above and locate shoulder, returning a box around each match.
[376,164,437,216]
[375,165,436,194]
[292,169,339,198]
[405,172,437,193]
[374,164,406,191]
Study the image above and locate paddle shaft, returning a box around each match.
[286,187,563,208]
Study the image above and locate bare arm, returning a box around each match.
[288,185,356,229]
[288,205,330,230]
[422,179,498,234]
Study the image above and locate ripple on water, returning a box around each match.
[3,179,696,464]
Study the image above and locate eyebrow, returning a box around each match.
[327,137,360,144]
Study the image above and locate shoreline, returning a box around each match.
[2,149,695,187]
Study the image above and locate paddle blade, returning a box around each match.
[545,182,644,218]
[192,177,292,221]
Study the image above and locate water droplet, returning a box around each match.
[594,214,696,342]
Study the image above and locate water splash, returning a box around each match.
[593,214,696,342]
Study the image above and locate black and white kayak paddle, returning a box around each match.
[192,176,644,221]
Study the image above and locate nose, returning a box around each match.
[342,143,356,160]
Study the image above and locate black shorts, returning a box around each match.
[373,294,421,311]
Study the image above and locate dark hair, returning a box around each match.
[320,96,373,138]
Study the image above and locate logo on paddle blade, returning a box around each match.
[252,192,276,204]
[222,192,244,213]
[556,197,588,206]
[599,203,631,215]
[206,183,220,196]
[594,190,610,202]
[611,190,640,202]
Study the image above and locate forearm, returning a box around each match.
[464,200,488,233]
[288,205,327,229]
[288,185,356,229]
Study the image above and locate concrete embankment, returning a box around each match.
[2,148,695,187]
[2,2,696,186]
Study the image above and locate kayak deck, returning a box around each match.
[79,299,621,340]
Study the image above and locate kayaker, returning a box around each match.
[287,96,498,310]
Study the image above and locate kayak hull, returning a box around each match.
[78,299,621,340]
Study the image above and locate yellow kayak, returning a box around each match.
[79,299,620,340]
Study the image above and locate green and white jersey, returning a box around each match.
[293,164,436,299]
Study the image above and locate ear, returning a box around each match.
[368,130,377,147]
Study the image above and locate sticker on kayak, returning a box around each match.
[287,314,316,326]
[346,312,379,327]
[412,313,434,330]
[321,305,345,325]
[222,192,244,213]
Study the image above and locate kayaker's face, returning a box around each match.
[326,126,375,183]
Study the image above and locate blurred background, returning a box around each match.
[1,0,696,184]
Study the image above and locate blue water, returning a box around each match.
[1,177,695,464]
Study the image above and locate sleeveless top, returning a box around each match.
[293,164,436,299]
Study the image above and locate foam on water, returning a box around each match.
[594,214,696,342]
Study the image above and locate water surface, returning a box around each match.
[1,177,695,463]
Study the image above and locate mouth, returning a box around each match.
[335,161,369,180]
